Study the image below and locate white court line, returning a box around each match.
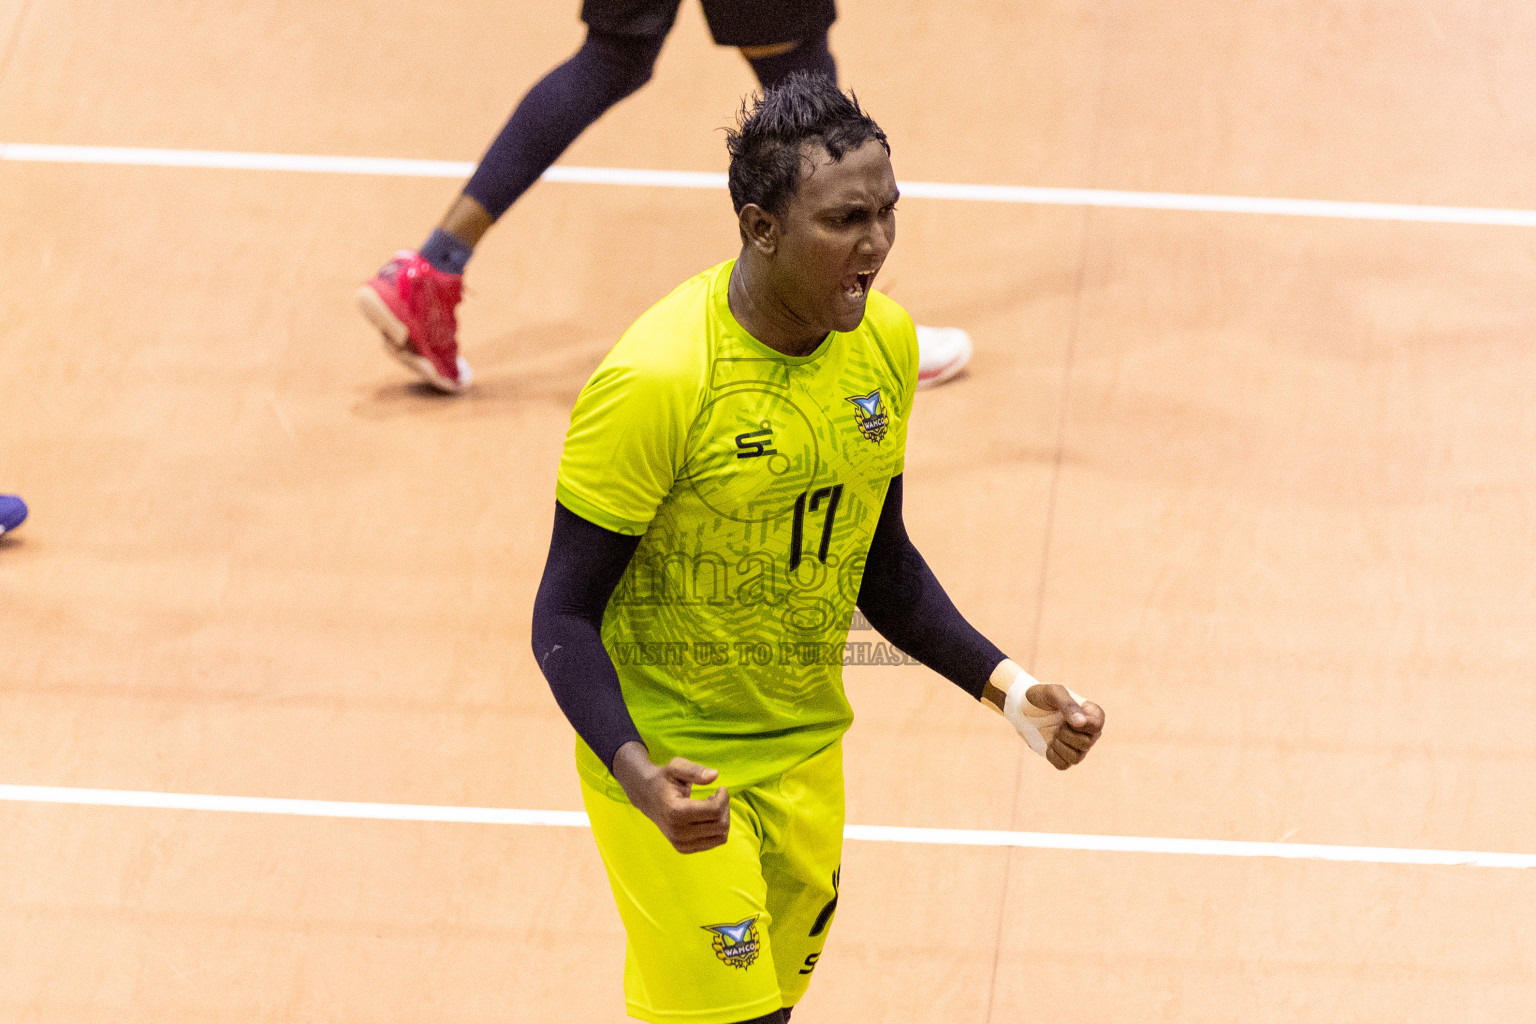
[0,143,476,178]
[3,784,1532,869]
[4,142,1536,227]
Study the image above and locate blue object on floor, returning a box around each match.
[0,495,28,534]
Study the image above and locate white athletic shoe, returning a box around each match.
[915,325,973,389]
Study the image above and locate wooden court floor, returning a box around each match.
[3,0,1535,1020]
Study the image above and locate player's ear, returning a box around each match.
[738,203,779,256]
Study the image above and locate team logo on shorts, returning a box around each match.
[702,916,761,969]
[846,389,888,444]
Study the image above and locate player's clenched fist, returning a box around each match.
[982,660,1105,770]
[1023,683,1105,770]
[612,743,732,853]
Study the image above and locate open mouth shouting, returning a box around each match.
[842,267,879,304]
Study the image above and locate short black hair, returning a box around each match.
[725,71,890,217]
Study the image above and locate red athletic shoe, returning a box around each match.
[357,250,472,393]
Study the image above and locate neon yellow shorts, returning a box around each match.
[580,740,845,1024]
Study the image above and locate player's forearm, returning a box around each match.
[856,475,1005,699]
[856,554,1005,698]
[533,608,644,769]
[530,503,646,771]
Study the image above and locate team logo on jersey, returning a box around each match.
[702,916,761,969]
[846,389,888,444]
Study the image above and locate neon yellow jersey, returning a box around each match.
[557,259,917,793]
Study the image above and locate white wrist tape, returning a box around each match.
[1002,670,1087,759]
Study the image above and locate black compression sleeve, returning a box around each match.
[530,502,645,771]
[855,476,1007,699]
[463,30,665,220]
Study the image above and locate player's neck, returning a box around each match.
[728,257,828,358]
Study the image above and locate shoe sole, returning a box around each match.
[916,327,974,390]
[356,285,471,394]
[917,350,972,389]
